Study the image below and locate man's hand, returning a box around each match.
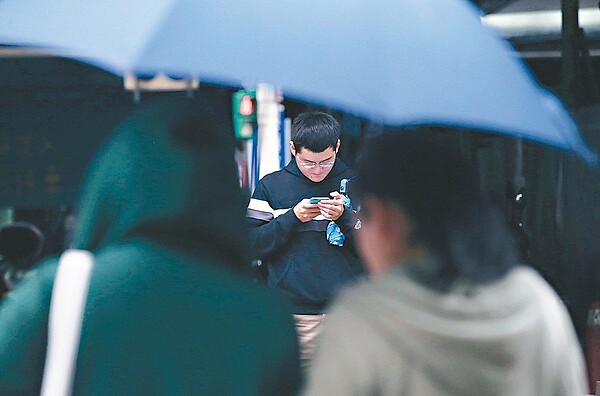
[318,192,345,221]
[294,198,323,223]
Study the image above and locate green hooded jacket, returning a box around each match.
[0,96,301,395]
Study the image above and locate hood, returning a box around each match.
[351,265,562,392]
[70,95,249,271]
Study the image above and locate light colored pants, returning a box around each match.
[293,314,327,370]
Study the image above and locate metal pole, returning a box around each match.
[561,0,579,107]
[560,0,579,232]
[514,138,524,192]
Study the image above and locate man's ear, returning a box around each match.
[335,139,340,153]
[289,141,296,157]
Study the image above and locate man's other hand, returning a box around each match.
[318,192,345,221]
[294,198,323,222]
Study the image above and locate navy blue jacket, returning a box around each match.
[247,159,364,314]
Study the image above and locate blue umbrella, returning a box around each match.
[0,0,596,164]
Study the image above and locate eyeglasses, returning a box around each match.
[298,159,336,169]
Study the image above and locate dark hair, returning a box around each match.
[291,112,340,153]
[355,132,518,290]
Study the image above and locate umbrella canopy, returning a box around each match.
[0,0,597,164]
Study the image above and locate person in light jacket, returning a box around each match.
[303,132,587,396]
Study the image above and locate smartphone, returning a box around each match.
[309,197,330,204]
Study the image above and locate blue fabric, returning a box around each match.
[341,195,352,210]
[326,195,354,246]
[327,221,345,247]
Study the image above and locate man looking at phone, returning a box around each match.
[247,112,364,369]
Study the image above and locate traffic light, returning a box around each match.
[232,89,257,140]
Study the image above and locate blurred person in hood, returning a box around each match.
[303,132,587,395]
[0,95,301,395]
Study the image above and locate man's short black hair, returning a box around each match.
[291,112,340,153]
